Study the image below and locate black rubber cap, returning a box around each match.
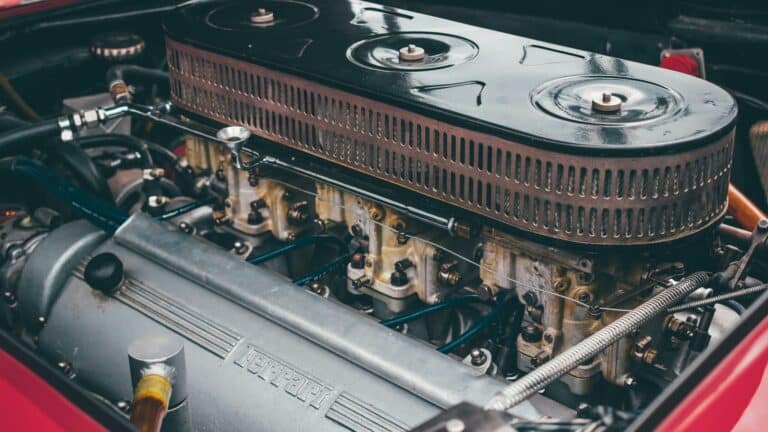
[84,252,124,294]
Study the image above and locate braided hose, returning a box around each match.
[668,283,768,313]
[485,272,711,411]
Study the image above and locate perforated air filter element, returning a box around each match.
[167,39,733,246]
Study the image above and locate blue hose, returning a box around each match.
[380,295,483,327]
[4,157,128,233]
[156,198,214,221]
[437,295,514,354]
[247,235,347,265]
[293,253,351,286]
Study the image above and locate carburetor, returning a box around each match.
[480,226,694,398]
[315,183,475,310]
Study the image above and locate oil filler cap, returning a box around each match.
[84,252,124,294]
[91,33,145,62]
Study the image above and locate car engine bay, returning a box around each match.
[0,1,767,431]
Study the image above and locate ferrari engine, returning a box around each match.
[0,1,765,431]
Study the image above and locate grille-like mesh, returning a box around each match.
[167,39,733,246]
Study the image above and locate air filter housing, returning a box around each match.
[163,0,737,246]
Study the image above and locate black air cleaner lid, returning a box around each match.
[163,0,737,156]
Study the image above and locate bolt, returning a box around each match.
[577,292,592,303]
[394,258,413,273]
[396,231,409,245]
[115,400,131,412]
[3,291,15,305]
[602,92,611,103]
[57,362,72,375]
[215,169,226,181]
[759,219,768,231]
[349,253,365,269]
[250,199,266,211]
[368,206,383,221]
[543,332,554,344]
[308,281,326,295]
[248,174,259,186]
[521,324,543,343]
[288,202,310,225]
[445,418,465,432]
[390,271,408,287]
[469,348,487,366]
[313,218,327,233]
[178,221,193,234]
[475,284,494,301]
[623,375,638,389]
[553,277,570,292]
[350,224,364,237]
[233,241,248,255]
[147,195,169,209]
[522,291,538,306]
[247,211,264,225]
[37,316,46,325]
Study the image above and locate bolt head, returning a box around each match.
[543,332,554,344]
[445,418,465,432]
[469,348,487,366]
[623,375,638,388]
[178,221,193,233]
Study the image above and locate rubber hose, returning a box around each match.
[486,272,711,411]
[106,65,169,85]
[721,299,746,315]
[0,119,59,156]
[0,157,127,232]
[49,141,114,202]
[0,113,29,132]
[77,134,154,168]
[727,184,767,230]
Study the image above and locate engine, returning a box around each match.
[0,1,764,431]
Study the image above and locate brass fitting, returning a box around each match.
[130,374,173,432]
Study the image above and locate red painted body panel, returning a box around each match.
[0,0,81,20]
[657,317,768,432]
[0,348,105,431]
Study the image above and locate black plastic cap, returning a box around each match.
[84,253,124,295]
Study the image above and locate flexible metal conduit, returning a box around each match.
[485,272,711,411]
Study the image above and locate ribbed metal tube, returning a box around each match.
[485,272,711,411]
